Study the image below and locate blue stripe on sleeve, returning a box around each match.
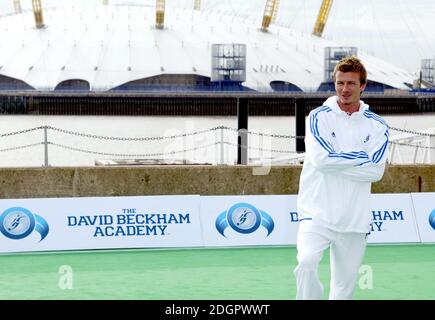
[310,107,334,153]
[363,111,389,164]
[329,153,369,160]
[372,132,389,163]
[363,110,387,126]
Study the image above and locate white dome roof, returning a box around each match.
[0,2,415,91]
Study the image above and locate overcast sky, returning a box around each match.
[1,0,434,74]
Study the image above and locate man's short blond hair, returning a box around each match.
[333,56,367,85]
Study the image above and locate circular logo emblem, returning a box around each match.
[0,207,36,240]
[429,209,435,230]
[227,203,261,234]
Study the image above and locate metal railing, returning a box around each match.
[388,127,435,164]
[0,125,434,167]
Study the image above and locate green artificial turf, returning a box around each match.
[0,244,433,300]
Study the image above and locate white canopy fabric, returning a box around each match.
[0,2,416,91]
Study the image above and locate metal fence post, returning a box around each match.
[220,126,224,165]
[429,132,435,163]
[237,97,248,165]
[43,126,49,167]
[295,98,306,153]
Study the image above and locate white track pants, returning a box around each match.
[294,220,367,300]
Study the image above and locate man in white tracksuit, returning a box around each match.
[294,56,389,300]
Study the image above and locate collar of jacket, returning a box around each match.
[323,95,369,117]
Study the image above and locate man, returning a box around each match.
[294,56,389,300]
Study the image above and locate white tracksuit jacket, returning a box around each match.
[297,96,389,233]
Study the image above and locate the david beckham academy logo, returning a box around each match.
[215,203,274,237]
[0,207,49,241]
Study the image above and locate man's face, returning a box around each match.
[334,71,366,107]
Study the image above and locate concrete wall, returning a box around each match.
[0,165,433,199]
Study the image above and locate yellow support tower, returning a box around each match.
[156,0,165,29]
[271,0,280,23]
[194,0,201,11]
[13,0,22,14]
[261,0,278,32]
[32,0,44,28]
[312,0,333,37]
